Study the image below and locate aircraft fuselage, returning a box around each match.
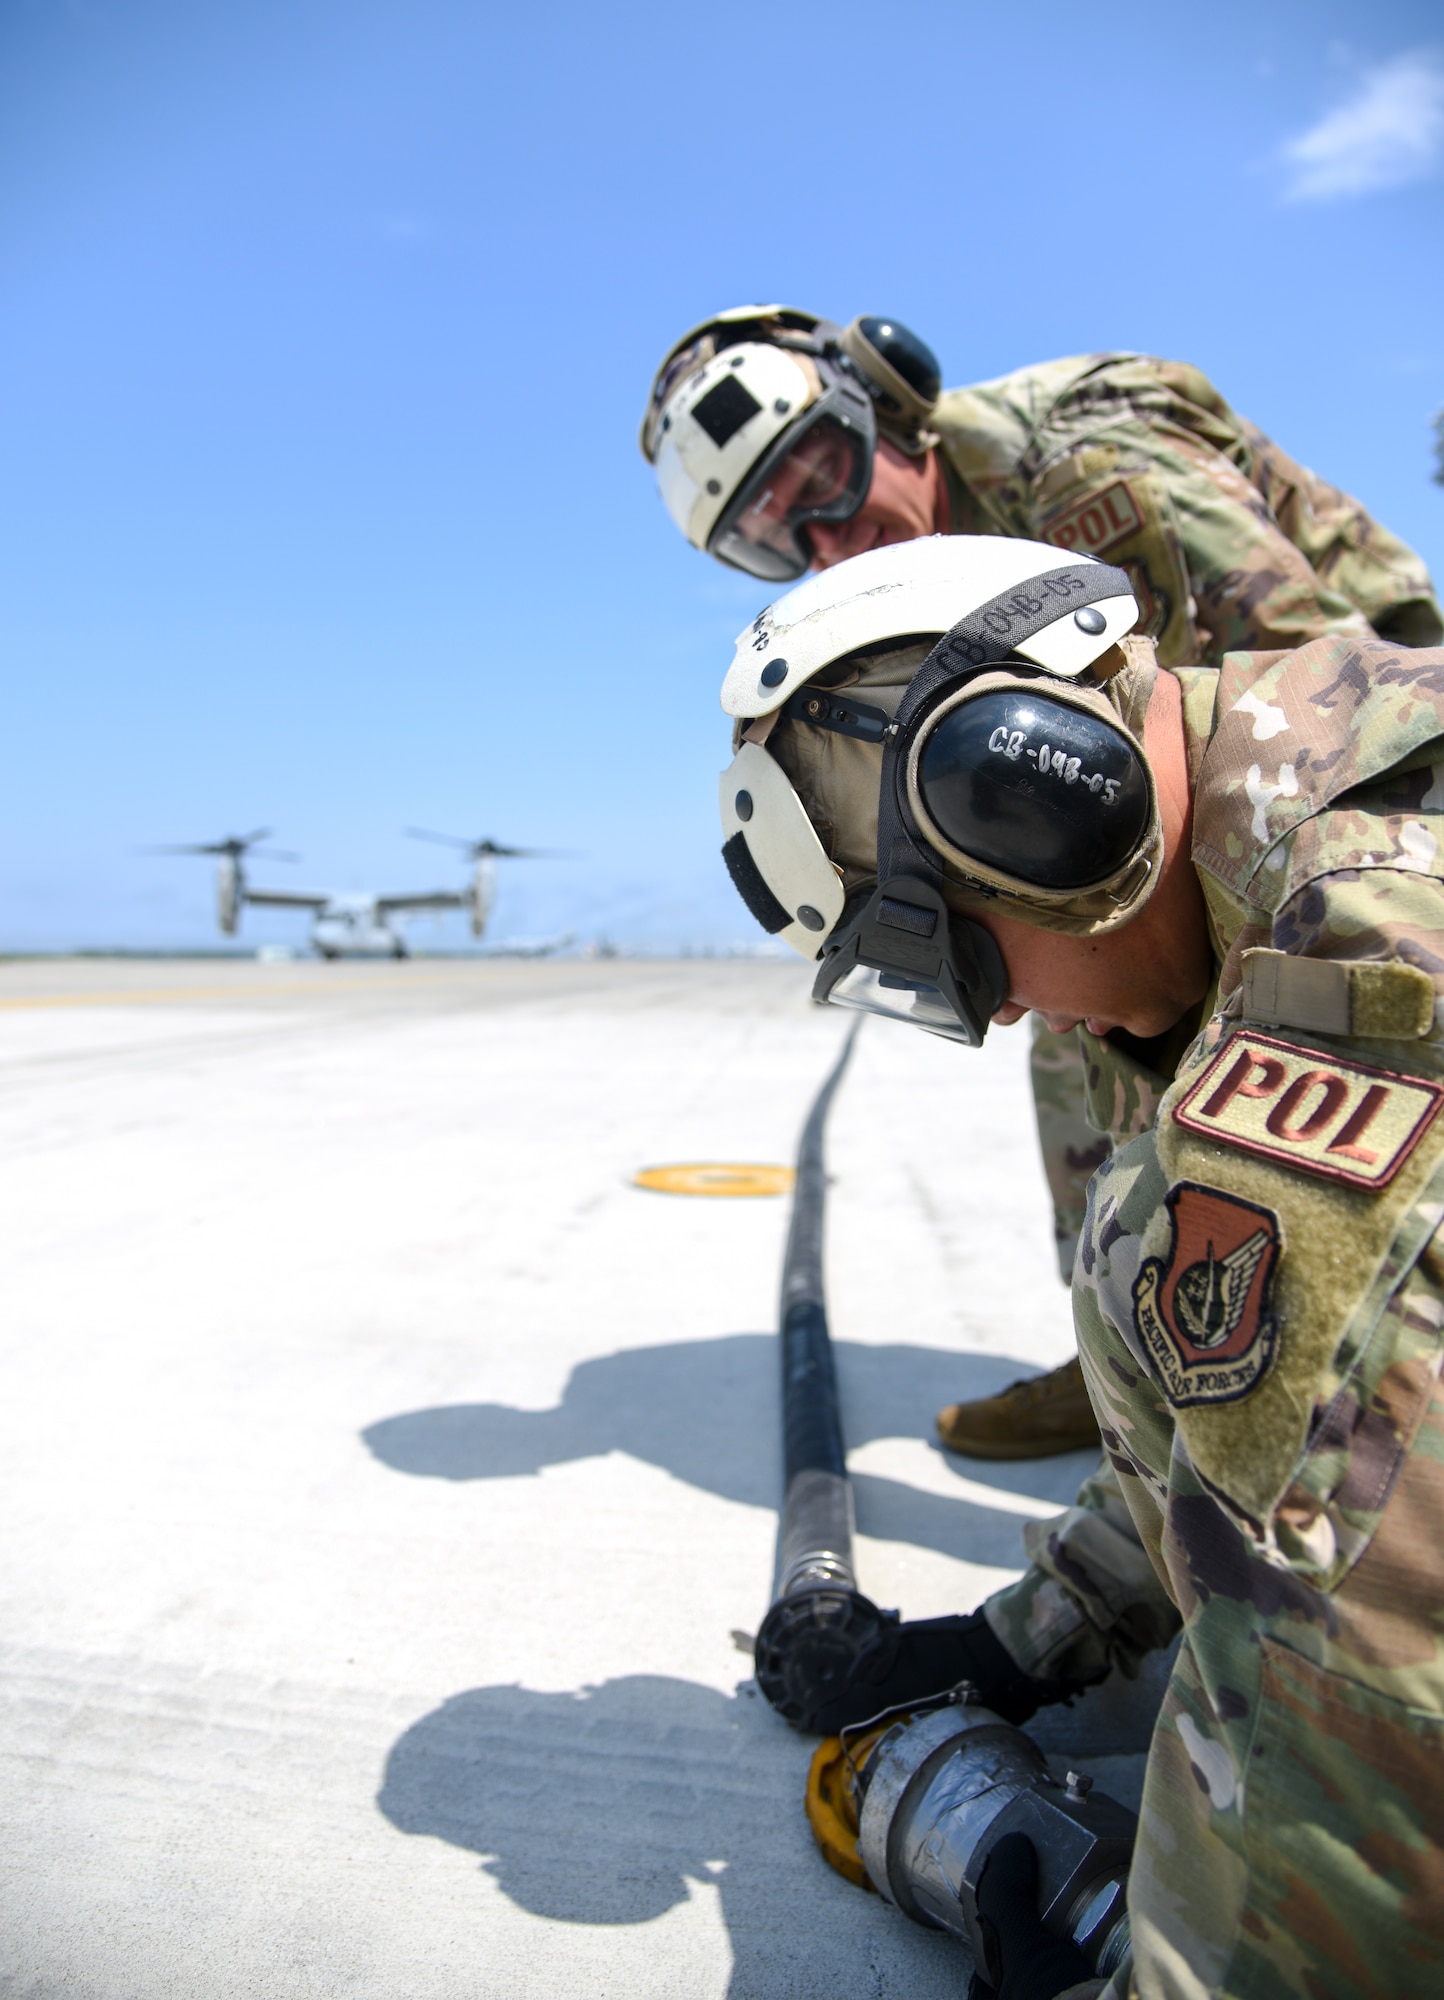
[312,904,409,959]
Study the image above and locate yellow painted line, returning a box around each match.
[632,1163,795,1198]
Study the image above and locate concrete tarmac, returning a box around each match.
[0,957,1155,1999]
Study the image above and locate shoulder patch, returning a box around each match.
[1133,1182,1281,1406]
[1040,479,1143,557]
[1173,1030,1444,1190]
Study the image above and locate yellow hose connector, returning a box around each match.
[805,1727,891,1891]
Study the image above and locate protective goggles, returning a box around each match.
[812,876,1008,1045]
[719,562,1157,1045]
[708,365,876,582]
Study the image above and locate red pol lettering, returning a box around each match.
[1174,1032,1444,1189]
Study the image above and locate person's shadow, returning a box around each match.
[376,1672,971,1998]
[362,1333,1100,1575]
[365,1337,1166,1993]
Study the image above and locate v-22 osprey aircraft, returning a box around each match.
[153,829,547,958]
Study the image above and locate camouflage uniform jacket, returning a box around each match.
[992,635,1444,1997]
[946,352,1444,1281]
[934,353,1443,666]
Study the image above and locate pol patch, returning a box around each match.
[1133,1181,1282,1407]
[1173,1031,1444,1189]
[1040,479,1143,557]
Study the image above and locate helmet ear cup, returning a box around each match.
[910,686,1153,896]
[853,317,941,405]
[840,316,941,452]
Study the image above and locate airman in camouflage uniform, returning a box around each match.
[970,633,1444,1996]
[935,351,1440,1457]
[933,349,1441,1453]
[644,311,1443,1457]
[936,353,1441,659]
[750,598,1444,1992]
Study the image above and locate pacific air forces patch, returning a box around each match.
[1133,1181,1282,1407]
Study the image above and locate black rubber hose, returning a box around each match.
[754,1022,898,1728]
[775,1022,857,1597]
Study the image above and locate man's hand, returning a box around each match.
[968,1833,1097,2000]
[805,1608,1077,1736]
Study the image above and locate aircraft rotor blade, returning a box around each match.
[477,844,567,858]
[403,827,475,850]
[140,830,296,860]
[405,828,570,859]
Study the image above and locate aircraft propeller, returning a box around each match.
[141,830,299,861]
[403,828,562,858]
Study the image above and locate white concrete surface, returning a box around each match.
[0,958,1151,1998]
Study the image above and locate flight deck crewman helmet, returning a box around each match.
[640,306,943,582]
[716,536,1161,1045]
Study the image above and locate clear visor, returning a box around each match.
[823,963,980,1044]
[710,412,871,582]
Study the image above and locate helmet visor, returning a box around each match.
[710,411,872,582]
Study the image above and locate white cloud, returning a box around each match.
[1282,50,1444,201]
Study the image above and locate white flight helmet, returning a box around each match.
[717,536,1159,1044]
[641,306,942,582]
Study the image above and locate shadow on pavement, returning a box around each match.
[370,1344,1171,1990]
[376,1672,966,1999]
[362,1335,1099,1572]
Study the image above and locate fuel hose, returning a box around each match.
[753,1021,898,1727]
[751,1025,1137,1984]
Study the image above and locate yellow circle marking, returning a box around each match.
[632,1163,795,1198]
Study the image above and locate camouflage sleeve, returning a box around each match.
[1028,425,1374,668]
[1028,1017,1112,1283]
[1268,773,1444,988]
[1273,867,1444,996]
[1025,435,1205,666]
[1070,1036,1444,2000]
[982,1450,1182,1686]
[1017,357,1441,667]
[1242,422,1443,649]
[979,1030,1199,1688]
[1161,428,1387,661]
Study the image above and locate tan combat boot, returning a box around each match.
[936,1355,1100,1459]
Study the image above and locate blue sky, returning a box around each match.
[3,0,1443,951]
